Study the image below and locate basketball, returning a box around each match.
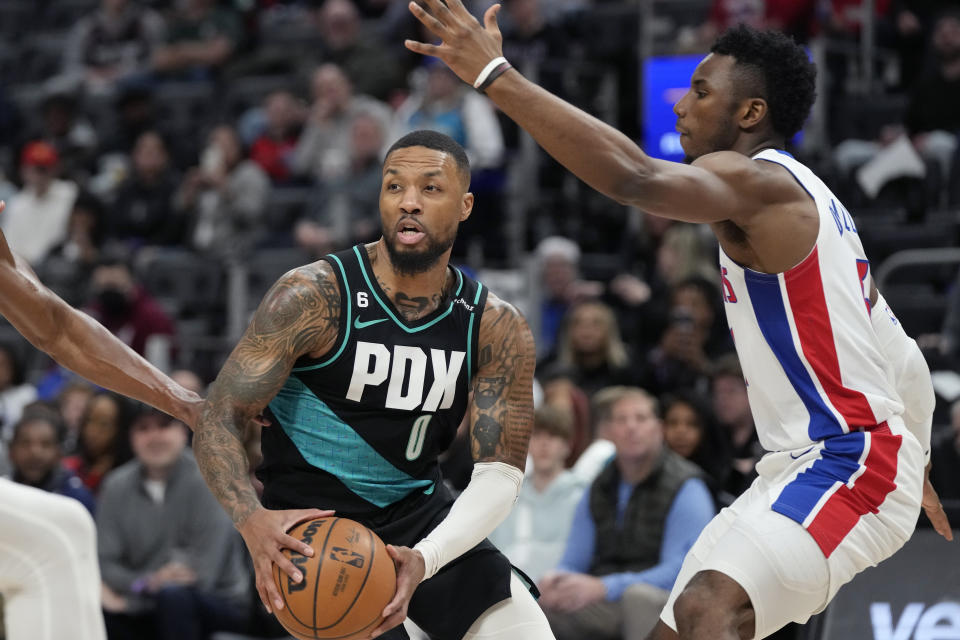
[273,517,397,640]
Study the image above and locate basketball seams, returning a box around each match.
[316,520,377,631]
[274,516,394,640]
[313,516,341,636]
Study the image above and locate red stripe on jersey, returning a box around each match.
[784,247,877,428]
[806,425,900,556]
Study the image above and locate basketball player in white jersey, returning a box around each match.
[0,202,202,640]
[405,11,953,640]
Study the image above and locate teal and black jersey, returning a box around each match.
[258,244,489,518]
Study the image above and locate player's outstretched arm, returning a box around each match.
[0,215,200,426]
[373,294,535,637]
[405,0,757,224]
[195,261,341,613]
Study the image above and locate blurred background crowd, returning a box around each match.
[1,0,960,639]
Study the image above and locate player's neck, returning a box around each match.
[371,241,452,321]
[735,134,787,159]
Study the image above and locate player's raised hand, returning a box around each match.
[237,506,334,613]
[922,465,953,541]
[369,544,425,638]
[405,0,506,87]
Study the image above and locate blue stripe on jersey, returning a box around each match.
[744,270,844,440]
[292,254,352,372]
[352,245,456,333]
[772,431,865,524]
[268,376,432,507]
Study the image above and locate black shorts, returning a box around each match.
[266,481,530,639]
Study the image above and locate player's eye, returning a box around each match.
[696,91,707,99]
[424,184,440,192]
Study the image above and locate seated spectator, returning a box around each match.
[834,11,960,201]
[638,278,728,396]
[176,124,270,260]
[541,300,635,399]
[97,406,250,640]
[0,343,39,443]
[534,236,583,359]
[249,90,305,185]
[539,387,715,640]
[930,399,960,502]
[85,256,176,360]
[7,407,96,515]
[316,0,403,101]
[109,131,185,249]
[569,386,621,485]
[489,405,588,582]
[1,141,79,265]
[291,63,393,185]
[57,380,96,454]
[711,354,762,498]
[63,392,134,494]
[392,61,504,172]
[40,192,108,307]
[661,390,731,503]
[294,111,387,255]
[62,0,166,96]
[151,0,242,82]
[29,92,99,181]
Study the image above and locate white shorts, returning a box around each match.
[661,418,924,639]
[0,478,106,640]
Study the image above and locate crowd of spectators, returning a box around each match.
[1,1,959,639]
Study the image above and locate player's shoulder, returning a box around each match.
[477,292,534,353]
[268,259,341,305]
[694,150,807,205]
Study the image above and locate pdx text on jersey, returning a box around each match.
[346,341,466,411]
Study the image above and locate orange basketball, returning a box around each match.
[273,517,397,640]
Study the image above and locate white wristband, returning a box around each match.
[473,57,509,89]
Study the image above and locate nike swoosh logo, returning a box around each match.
[354,317,388,330]
[790,446,816,460]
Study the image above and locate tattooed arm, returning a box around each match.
[375,294,536,635]
[469,293,537,468]
[194,260,341,613]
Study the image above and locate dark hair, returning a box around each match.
[711,24,816,140]
[385,130,470,179]
[77,391,134,466]
[0,342,25,386]
[12,404,67,445]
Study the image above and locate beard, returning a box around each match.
[381,221,457,276]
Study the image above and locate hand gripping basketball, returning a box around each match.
[237,507,334,615]
[272,517,398,640]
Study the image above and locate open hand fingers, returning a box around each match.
[409,0,450,38]
[405,38,442,57]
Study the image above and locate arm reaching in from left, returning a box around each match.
[371,294,536,637]
[0,205,200,426]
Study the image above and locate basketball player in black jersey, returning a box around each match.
[194,131,555,639]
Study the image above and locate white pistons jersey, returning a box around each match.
[719,149,903,451]
[719,150,915,557]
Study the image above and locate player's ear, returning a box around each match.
[460,192,474,222]
[740,97,768,130]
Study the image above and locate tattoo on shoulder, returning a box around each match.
[469,295,536,469]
